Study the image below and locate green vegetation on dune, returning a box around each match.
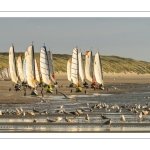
[1,52,150,74]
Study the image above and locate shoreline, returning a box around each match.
[0,72,150,104]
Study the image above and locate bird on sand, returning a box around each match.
[46,117,56,123]
[58,105,63,109]
[76,109,83,115]
[116,108,122,113]
[33,107,40,113]
[101,114,109,119]
[40,98,47,103]
[22,111,26,116]
[101,119,112,128]
[91,104,97,109]
[63,109,70,115]
[90,108,93,112]
[112,86,121,90]
[65,117,73,123]
[28,111,35,116]
[56,109,64,113]
[33,119,38,123]
[0,110,2,115]
[54,117,62,122]
[85,114,89,121]
[87,103,89,107]
[120,114,126,122]
[81,107,86,112]
[138,112,143,120]
[57,91,76,100]
[142,110,149,115]
[70,111,79,116]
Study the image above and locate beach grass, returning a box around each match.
[1,52,150,74]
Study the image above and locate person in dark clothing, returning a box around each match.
[83,81,89,88]
[14,83,21,91]
[69,83,74,88]
[98,84,105,90]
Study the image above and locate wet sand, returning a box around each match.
[0,73,150,104]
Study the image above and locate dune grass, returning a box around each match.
[1,52,150,74]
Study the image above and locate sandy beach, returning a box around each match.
[0,72,150,104]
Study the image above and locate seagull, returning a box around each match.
[112,86,121,90]
[120,114,126,122]
[46,117,56,123]
[70,111,79,116]
[19,107,23,113]
[65,117,73,123]
[22,111,26,116]
[91,104,97,109]
[28,111,35,116]
[58,105,63,109]
[116,108,122,113]
[138,112,143,120]
[63,109,70,115]
[85,114,89,121]
[57,91,76,100]
[102,119,112,128]
[101,114,109,119]
[33,119,38,123]
[40,98,47,103]
[142,110,149,115]
[90,108,93,112]
[133,109,138,115]
[87,103,89,107]
[76,109,83,115]
[15,108,21,115]
[81,107,86,112]
[56,109,64,113]
[54,117,62,122]
[33,107,40,113]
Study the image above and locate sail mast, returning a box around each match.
[77,47,79,86]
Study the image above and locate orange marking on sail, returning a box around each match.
[32,78,36,83]
[86,51,89,55]
[68,59,71,62]
[52,75,55,79]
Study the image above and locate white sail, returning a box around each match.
[23,51,28,82]
[48,51,56,83]
[67,59,72,82]
[17,56,24,82]
[94,52,103,85]
[7,68,11,78]
[9,46,18,84]
[71,47,79,86]
[35,58,40,83]
[40,46,52,86]
[85,51,93,82]
[4,68,9,78]
[0,69,2,78]
[26,45,36,88]
[78,52,85,83]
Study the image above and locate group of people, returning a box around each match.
[69,81,104,92]
[14,78,104,95]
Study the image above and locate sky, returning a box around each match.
[1,17,150,62]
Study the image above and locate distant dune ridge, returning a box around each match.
[1,52,150,74]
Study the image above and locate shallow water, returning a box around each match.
[1,84,150,132]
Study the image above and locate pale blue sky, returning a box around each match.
[1,17,150,62]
